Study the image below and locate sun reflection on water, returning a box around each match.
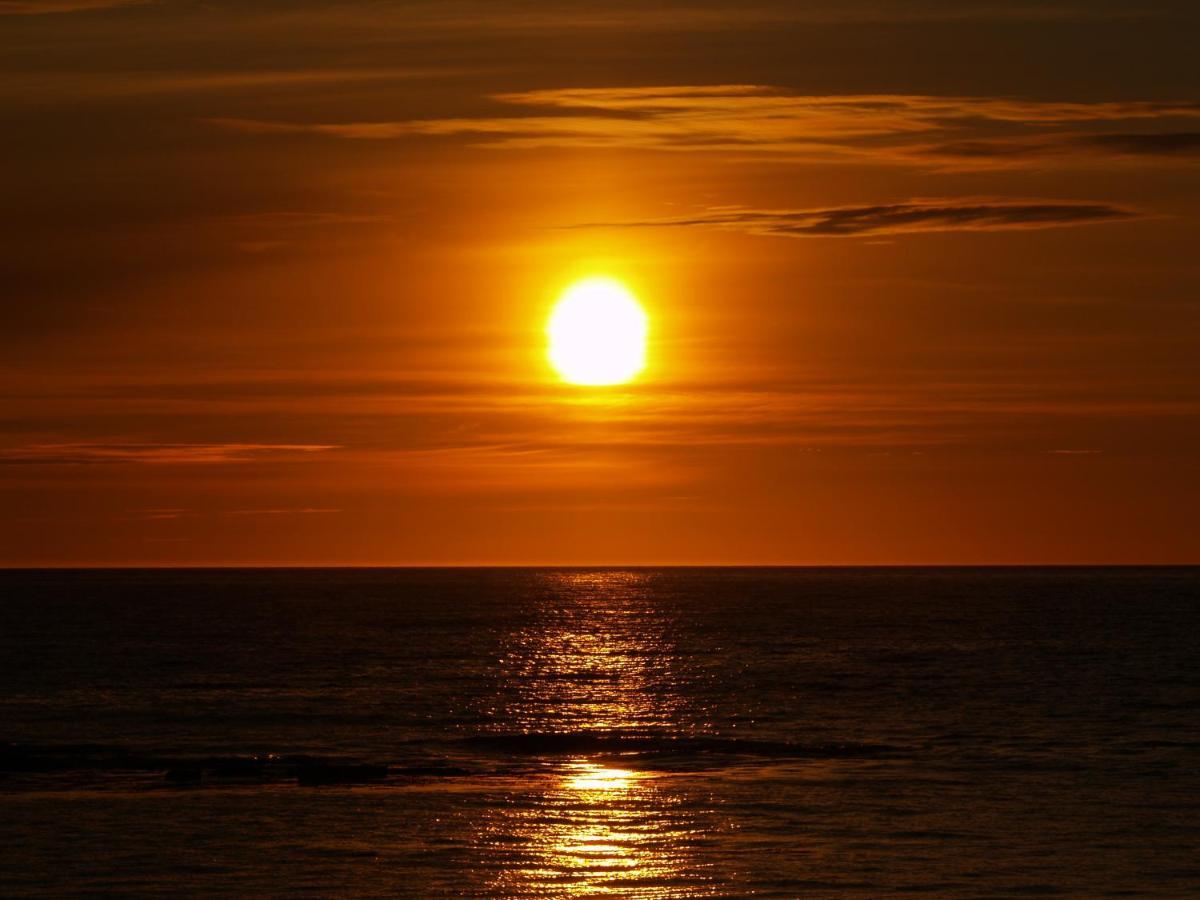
[483,759,718,897]
[565,761,639,793]
[476,572,723,896]
[493,570,695,735]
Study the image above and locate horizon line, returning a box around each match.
[3,563,1198,571]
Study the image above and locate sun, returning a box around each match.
[547,277,648,386]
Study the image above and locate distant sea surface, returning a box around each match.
[1,567,1198,897]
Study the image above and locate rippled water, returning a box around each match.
[1,568,1198,896]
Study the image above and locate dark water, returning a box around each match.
[1,568,1198,897]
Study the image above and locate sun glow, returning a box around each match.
[547,277,648,386]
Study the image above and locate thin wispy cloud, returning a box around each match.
[0,443,337,465]
[0,0,149,13]
[494,87,1200,126]
[0,67,466,100]
[128,507,191,520]
[211,86,1200,170]
[174,1,1163,35]
[909,131,1200,166]
[227,507,342,516]
[230,211,393,231]
[571,199,1139,239]
[122,506,341,520]
[1078,132,1200,155]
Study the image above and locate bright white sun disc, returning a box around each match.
[547,277,648,386]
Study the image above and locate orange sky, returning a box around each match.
[3,0,1199,565]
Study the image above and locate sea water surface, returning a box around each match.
[1,567,1197,896]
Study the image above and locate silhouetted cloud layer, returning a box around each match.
[572,199,1138,239]
[911,131,1200,165]
[1079,132,1200,154]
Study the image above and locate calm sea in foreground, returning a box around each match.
[1,568,1198,897]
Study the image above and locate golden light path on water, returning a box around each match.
[497,571,690,732]
[476,571,724,896]
[483,760,718,897]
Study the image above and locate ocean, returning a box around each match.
[1,567,1197,896]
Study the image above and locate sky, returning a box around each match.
[2,0,1199,565]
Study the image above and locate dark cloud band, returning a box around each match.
[570,199,1138,238]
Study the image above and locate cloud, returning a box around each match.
[0,67,465,100]
[383,0,1154,31]
[0,442,337,465]
[493,87,1200,126]
[227,507,342,516]
[207,114,663,145]
[0,0,149,13]
[1078,132,1200,155]
[113,1,1153,35]
[571,198,1138,239]
[121,506,341,521]
[230,211,391,229]
[128,507,191,520]
[910,131,1200,166]
[211,87,1200,161]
